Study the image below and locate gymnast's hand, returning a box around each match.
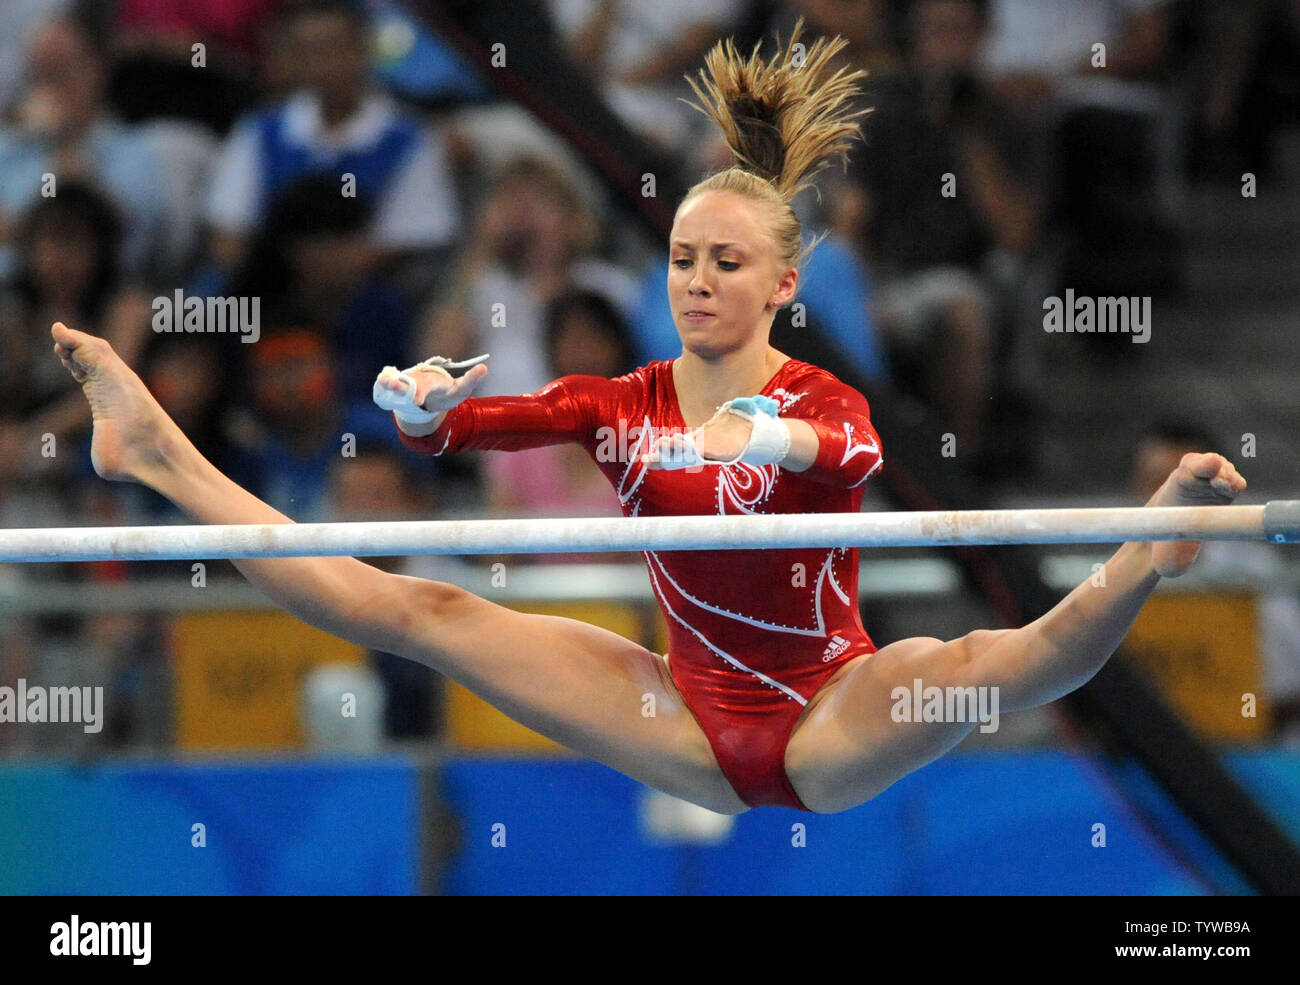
[642,405,753,468]
[1146,451,1247,578]
[373,356,489,435]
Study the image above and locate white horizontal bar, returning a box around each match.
[0,503,1293,563]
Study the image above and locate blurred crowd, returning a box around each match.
[2,0,1299,749]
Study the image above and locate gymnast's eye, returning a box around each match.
[717,260,740,271]
[672,258,692,269]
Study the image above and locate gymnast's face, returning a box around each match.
[668,190,797,358]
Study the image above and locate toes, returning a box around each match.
[54,344,87,382]
[51,321,92,349]
[1221,459,1247,491]
[1179,451,1223,478]
[1176,451,1247,497]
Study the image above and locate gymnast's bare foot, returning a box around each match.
[1146,451,1247,577]
[51,321,189,487]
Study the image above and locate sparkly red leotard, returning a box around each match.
[396,358,884,809]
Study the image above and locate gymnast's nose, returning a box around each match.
[688,266,714,296]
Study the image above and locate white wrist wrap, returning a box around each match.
[653,394,791,469]
[722,395,792,466]
[372,353,490,424]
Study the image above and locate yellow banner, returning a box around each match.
[1124,593,1270,741]
[445,600,651,752]
[171,611,364,750]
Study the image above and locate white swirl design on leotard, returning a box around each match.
[715,462,776,515]
[771,388,808,413]
[613,389,860,695]
[825,549,852,605]
[646,546,847,637]
[645,555,809,706]
[615,415,654,505]
[841,421,884,487]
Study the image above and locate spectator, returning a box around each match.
[230,173,416,404]
[0,183,151,496]
[1189,0,1300,182]
[204,0,460,275]
[978,0,1181,294]
[980,0,1174,101]
[479,290,637,566]
[0,15,180,281]
[782,0,904,78]
[416,156,638,400]
[141,336,232,462]
[226,326,386,520]
[546,0,748,153]
[0,0,67,119]
[120,334,240,520]
[107,0,281,132]
[843,0,1048,462]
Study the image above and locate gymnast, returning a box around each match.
[51,26,1245,815]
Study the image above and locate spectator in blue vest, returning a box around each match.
[229,173,416,405]
[204,0,460,276]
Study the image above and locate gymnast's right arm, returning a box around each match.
[373,355,609,456]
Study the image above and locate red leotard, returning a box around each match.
[396,359,885,809]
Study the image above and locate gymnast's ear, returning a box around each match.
[769,265,798,310]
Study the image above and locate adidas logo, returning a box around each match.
[822,634,850,662]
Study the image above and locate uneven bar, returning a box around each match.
[0,503,1293,563]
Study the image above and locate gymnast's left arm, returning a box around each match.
[651,375,884,486]
[769,377,884,486]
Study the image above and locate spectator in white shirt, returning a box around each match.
[204,0,460,275]
[0,14,174,281]
[547,0,747,153]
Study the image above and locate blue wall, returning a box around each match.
[0,757,419,895]
[439,752,1214,895]
[2,750,1297,894]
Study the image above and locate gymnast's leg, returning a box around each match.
[52,323,747,814]
[785,452,1247,813]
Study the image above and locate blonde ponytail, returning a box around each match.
[680,19,868,270]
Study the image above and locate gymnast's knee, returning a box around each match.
[373,574,475,658]
[945,628,1017,686]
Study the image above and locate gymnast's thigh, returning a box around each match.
[398,580,748,813]
[784,635,982,814]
